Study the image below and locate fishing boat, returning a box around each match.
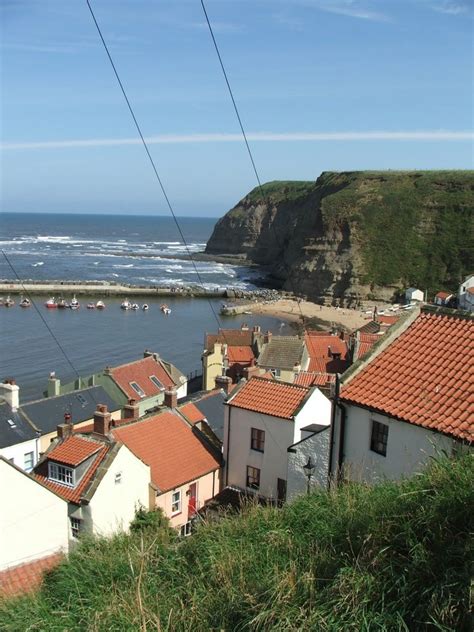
[121,299,131,310]
[160,304,171,315]
[96,300,106,309]
[20,297,31,308]
[57,297,68,309]
[131,303,139,310]
[142,304,149,311]
[4,296,15,308]
[70,295,80,310]
[45,297,57,309]
[87,303,96,309]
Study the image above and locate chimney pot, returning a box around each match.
[123,398,139,420]
[64,411,72,423]
[264,330,273,343]
[215,375,232,394]
[93,404,111,436]
[57,423,73,440]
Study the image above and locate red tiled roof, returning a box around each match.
[179,402,206,425]
[377,315,399,326]
[435,291,451,300]
[35,438,109,503]
[0,553,63,598]
[110,356,175,400]
[341,311,474,441]
[294,372,336,387]
[467,287,474,295]
[112,411,220,492]
[305,332,349,373]
[228,377,310,420]
[205,329,253,351]
[46,436,101,466]
[226,346,255,364]
[356,332,381,361]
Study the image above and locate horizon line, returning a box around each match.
[2,130,473,150]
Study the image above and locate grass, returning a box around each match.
[1,454,472,631]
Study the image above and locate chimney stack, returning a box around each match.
[143,349,153,358]
[57,422,73,440]
[215,375,232,394]
[93,404,111,436]
[123,398,139,419]
[164,389,177,409]
[264,331,273,344]
[242,365,260,381]
[47,372,61,397]
[241,323,249,331]
[0,379,19,411]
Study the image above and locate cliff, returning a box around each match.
[205,171,474,304]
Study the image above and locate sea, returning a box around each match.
[0,213,290,401]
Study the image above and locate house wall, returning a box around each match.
[202,343,224,391]
[406,289,424,302]
[0,438,39,472]
[88,445,151,537]
[0,459,68,570]
[294,388,331,443]
[224,405,294,499]
[155,468,220,528]
[332,403,459,484]
[287,428,331,501]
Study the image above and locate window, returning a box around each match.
[171,490,181,515]
[70,517,81,539]
[24,451,34,471]
[180,521,192,537]
[49,462,74,486]
[370,420,389,456]
[115,472,122,485]
[246,465,260,490]
[270,368,281,378]
[251,428,265,452]
[150,375,165,390]
[130,381,146,398]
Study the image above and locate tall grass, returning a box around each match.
[1,454,472,631]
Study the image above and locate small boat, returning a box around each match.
[121,299,131,310]
[87,303,96,309]
[70,295,80,310]
[4,296,15,308]
[57,297,68,309]
[96,300,106,310]
[131,303,139,311]
[45,297,57,309]
[142,304,149,311]
[20,297,31,308]
[160,304,171,315]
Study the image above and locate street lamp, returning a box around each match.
[303,456,315,495]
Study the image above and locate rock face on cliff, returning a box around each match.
[205,171,474,304]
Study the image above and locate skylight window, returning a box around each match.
[130,381,146,398]
[6,419,16,428]
[150,375,165,390]
[76,393,88,406]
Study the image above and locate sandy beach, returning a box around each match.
[251,298,370,331]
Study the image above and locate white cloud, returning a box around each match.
[429,1,472,15]
[1,130,473,151]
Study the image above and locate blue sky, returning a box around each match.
[1,0,473,216]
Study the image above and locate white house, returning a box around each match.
[405,287,424,303]
[34,404,150,541]
[459,275,474,312]
[0,457,69,572]
[224,377,331,502]
[0,380,39,472]
[433,291,453,307]
[330,307,473,484]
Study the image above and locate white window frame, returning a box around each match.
[70,517,81,539]
[49,462,74,487]
[271,368,281,378]
[130,381,146,398]
[115,471,122,485]
[150,375,165,390]
[171,490,181,515]
[24,451,35,472]
[180,521,192,537]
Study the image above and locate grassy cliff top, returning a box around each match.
[1,454,472,630]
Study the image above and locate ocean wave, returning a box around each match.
[113,264,134,268]
[32,261,44,267]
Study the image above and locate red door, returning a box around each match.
[187,483,197,518]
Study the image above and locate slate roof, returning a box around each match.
[0,552,63,598]
[257,336,306,370]
[0,400,37,448]
[341,310,474,441]
[182,389,227,441]
[35,436,110,504]
[228,377,310,420]
[21,386,119,435]
[110,356,175,400]
[305,332,349,373]
[113,411,220,492]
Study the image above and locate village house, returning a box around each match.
[0,456,68,596]
[458,274,474,312]
[112,399,221,535]
[0,380,39,471]
[405,287,424,303]
[256,334,309,383]
[433,291,453,307]
[303,330,350,386]
[223,377,331,503]
[48,351,187,416]
[33,405,150,541]
[178,388,227,447]
[330,307,473,484]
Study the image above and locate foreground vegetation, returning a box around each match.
[1,455,472,631]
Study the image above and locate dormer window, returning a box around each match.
[130,381,146,398]
[150,375,165,390]
[49,462,74,487]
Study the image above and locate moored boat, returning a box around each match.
[96,300,106,309]
[142,304,149,311]
[57,297,68,309]
[121,299,131,310]
[4,296,15,308]
[87,303,96,309]
[20,297,31,308]
[70,295,80,310]
[160,303,171,315]
[45,297,57,309]
[131,303,139,310]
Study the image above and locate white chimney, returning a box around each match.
[0,379,19,411]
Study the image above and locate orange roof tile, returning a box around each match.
[341,311,474,441]
[435,291,452,300]
[35,438,110,503]
[305,332,349,373]
[179,402,206,425]
[46,436,101,466]
[377,315,399,325]
[112,411,220,492]
[0,553,63,598]
[228,377,310,419]
[110,356,175,400]
[356,332,381,361]
[226,346,255,364]
[294,372,336,387]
